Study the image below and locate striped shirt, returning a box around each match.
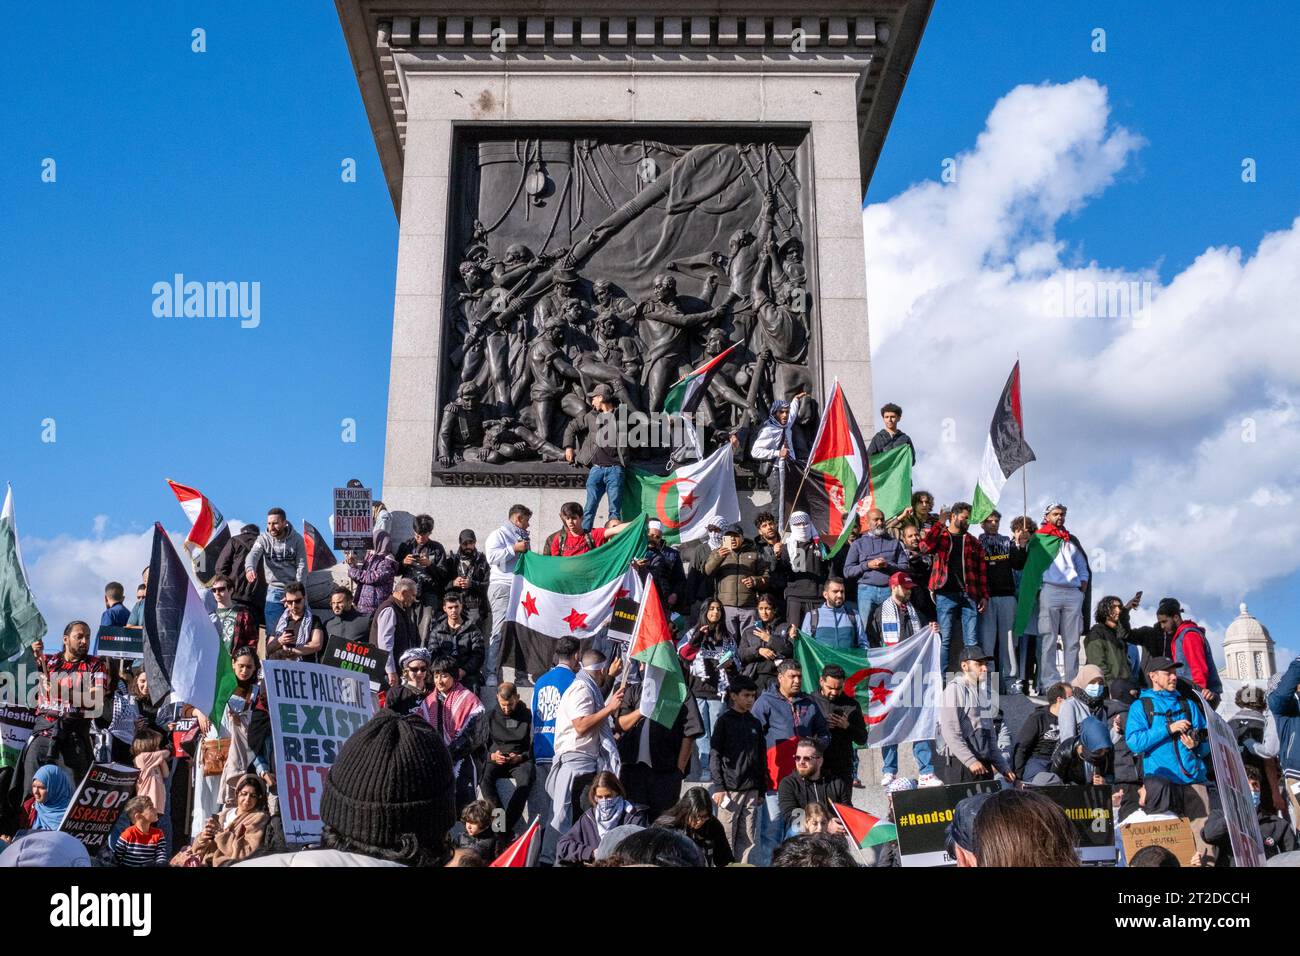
[112,824,168,866]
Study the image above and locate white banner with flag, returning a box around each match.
[860,627,942,748]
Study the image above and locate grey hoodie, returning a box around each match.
[244,525,306,589]
[937,673,1010,773]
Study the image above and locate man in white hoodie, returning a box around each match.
[1037,503,1090,688]
[483,503,532,690]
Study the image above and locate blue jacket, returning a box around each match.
[100,603,131,628]
[843,532,907,589]
[800,603,867,650]
[1267,656,1300,774]
[1125,688,1210,785]
[751,687,830,754]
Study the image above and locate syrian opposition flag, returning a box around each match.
[1,485,46,685]
[302,520,338,572]
[797,381,869,557]
[141,523,237,723]
[793,627,940,748]
[165,479,231,586]
[502,515,648,680]
[622,445,740,545]
[490,818,542,867]
[628,576,689,728]
[970,362,1036,524]
[832,802,898,852]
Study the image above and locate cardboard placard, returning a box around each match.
[1206,707,1268,867]
[321,636,389,693]
[332,486,373,551]
[1120,816,1196,866]
[91,625,144,660]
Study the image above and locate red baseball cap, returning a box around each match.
[889,571,915,589]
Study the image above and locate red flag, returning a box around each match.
[165,479,230,585]
[490,818,541,867]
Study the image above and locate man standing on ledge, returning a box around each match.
[866,402,916,462]
[564,383,627,533]
[485,504,532,690]
[1035,503,1090,688]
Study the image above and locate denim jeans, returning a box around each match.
[934,592,979,672]
[693,697,725,781]
[757,790,783,866]
[857,584,892,628]
[263,587,286,638]
[882,738,935,776]
[583,464,624,531]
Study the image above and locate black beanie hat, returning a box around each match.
[320,709,456,854]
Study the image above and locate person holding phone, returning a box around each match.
[1083,593,1143,696]
[738,593,796,692]
[678,599,741,782]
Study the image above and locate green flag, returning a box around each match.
[0,486,46,661]
[866,444,914,521]
[1012,532,1064,635]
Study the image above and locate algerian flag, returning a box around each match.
[629,575,688,728]
[832,802,898,850]
[141,523,237,723]
[622,445,741,544]
[502,515,647,680]
[0,485,46,696]
[797,380,869,557]
[971,361,1036,524]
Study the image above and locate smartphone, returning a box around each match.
[1132,590,1143,605]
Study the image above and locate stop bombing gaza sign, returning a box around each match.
[264,660,375,844]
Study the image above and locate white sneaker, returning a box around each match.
[918,773,943,788]
[879,772,896,788]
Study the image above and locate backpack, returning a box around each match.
[546,528,595,557]
[808,607,858,638]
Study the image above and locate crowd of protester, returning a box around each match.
[1,402,1297,869]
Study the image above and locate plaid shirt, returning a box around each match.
[919,524,989,603]
[37,654,107,719]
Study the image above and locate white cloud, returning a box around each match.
[863,76,1300,643]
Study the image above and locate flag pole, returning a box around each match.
[782,382,833,534]
[1018,355,1028,524]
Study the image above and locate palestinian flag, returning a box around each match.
[141,523,237,724]
[491,818,542,867]
[798,381,869,557]
[0,485,45,697]
[1012,529,1089,636]
[622,444,740,544]
[971,362,1035,524]
[302,520,338,572]
[166,479,230,586]
[832,802,897,850]
[662,343,740,416]
[502,515,647,680]
[629,576,689,728]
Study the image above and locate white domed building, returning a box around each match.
[1221,604,1276,683]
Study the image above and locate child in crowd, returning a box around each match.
[112,796,168,866]
[449,799,499,860]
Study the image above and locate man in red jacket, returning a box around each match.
[1155,597,1223,708]
[919,503,989,674]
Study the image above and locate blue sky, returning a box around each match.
[3,2,1298,660]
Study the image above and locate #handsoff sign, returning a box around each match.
[264,660,374,843]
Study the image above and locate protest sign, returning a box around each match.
[0,705,36,769]
[322,636,389,693]
[892,781,1002,867]
[58,762,140,849]
[91,625,144,660]
[1035,785,1116,863]
[265,659,374,843]
[1206,707,1267,866]
[332,486,373,551]
[1120,816,1196,866]
[606,597,639,649]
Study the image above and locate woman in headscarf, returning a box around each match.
[679,599,741,781]
[418,657,486,808]
[555,771,649,866]
[386,647,433,715]
[347,528,398,615]
[738,592,796,692]
[26,765,75,832]
[187,647,272,843]
[171,773,270,867]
